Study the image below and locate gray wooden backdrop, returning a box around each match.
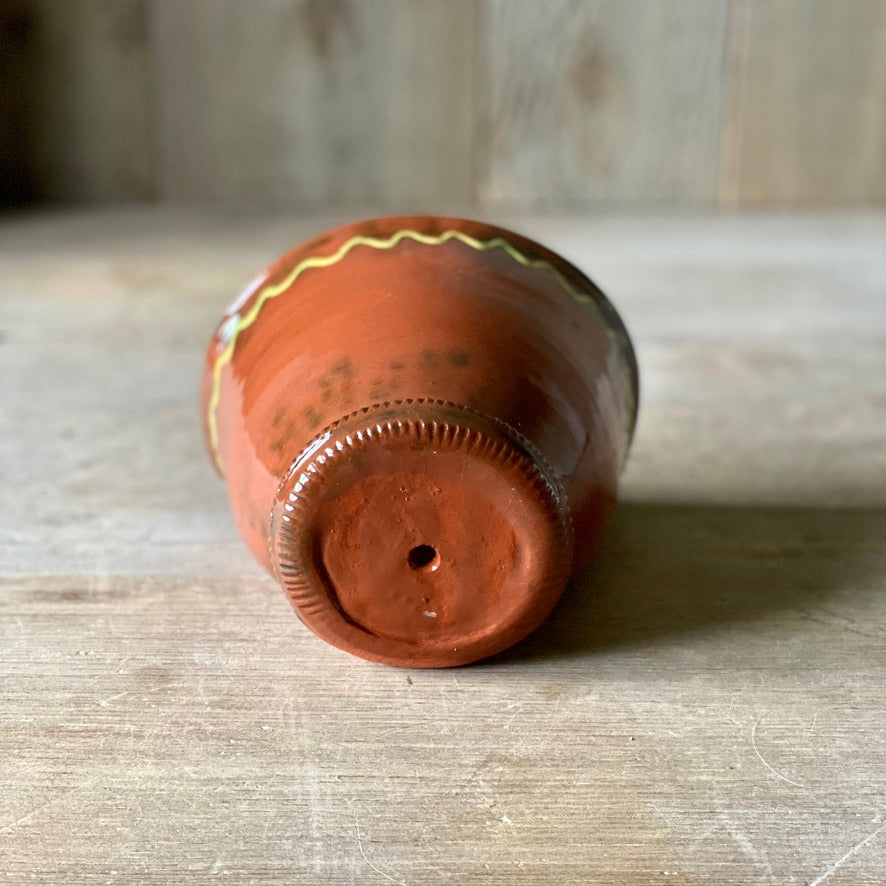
[3,0,886,209]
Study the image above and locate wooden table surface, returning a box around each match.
[1,209,884,885]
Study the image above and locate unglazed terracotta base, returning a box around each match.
[201,217,638,667]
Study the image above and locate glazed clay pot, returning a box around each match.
[201,217,637,667]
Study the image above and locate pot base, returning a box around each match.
[270,400,574,667]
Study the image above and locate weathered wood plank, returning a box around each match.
[6,0,886,211]
[12,0,154,202]
[720,0,886,205]
[1,210,885,884]
[149,0,474,208]
[474,0,729,209]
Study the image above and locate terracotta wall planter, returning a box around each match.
[201,217,638,667]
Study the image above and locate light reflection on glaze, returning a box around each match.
[206,229,611,470]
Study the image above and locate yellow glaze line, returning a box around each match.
[207,229,593,469]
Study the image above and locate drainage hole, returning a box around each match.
[407,544,440,572]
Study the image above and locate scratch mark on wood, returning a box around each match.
[807,818,886,886]
[715,811,774,878]
[750,717,806,789]
[0,783,91,836]
[354,811,406,885]
[376,718,435,738]
[98,689,129,707]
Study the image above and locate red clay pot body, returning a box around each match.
[201,217,637,667]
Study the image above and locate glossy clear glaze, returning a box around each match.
[201,217,637,667]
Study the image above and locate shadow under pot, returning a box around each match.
[201,216,638,667]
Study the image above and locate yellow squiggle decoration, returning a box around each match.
[207,229,595,469]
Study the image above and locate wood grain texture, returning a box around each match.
[1,209,885,884]
[474,0,729,209]
[17,0,154,202]
[149,0,474,209]
[7,0,886,209]
[720,0,886,206]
